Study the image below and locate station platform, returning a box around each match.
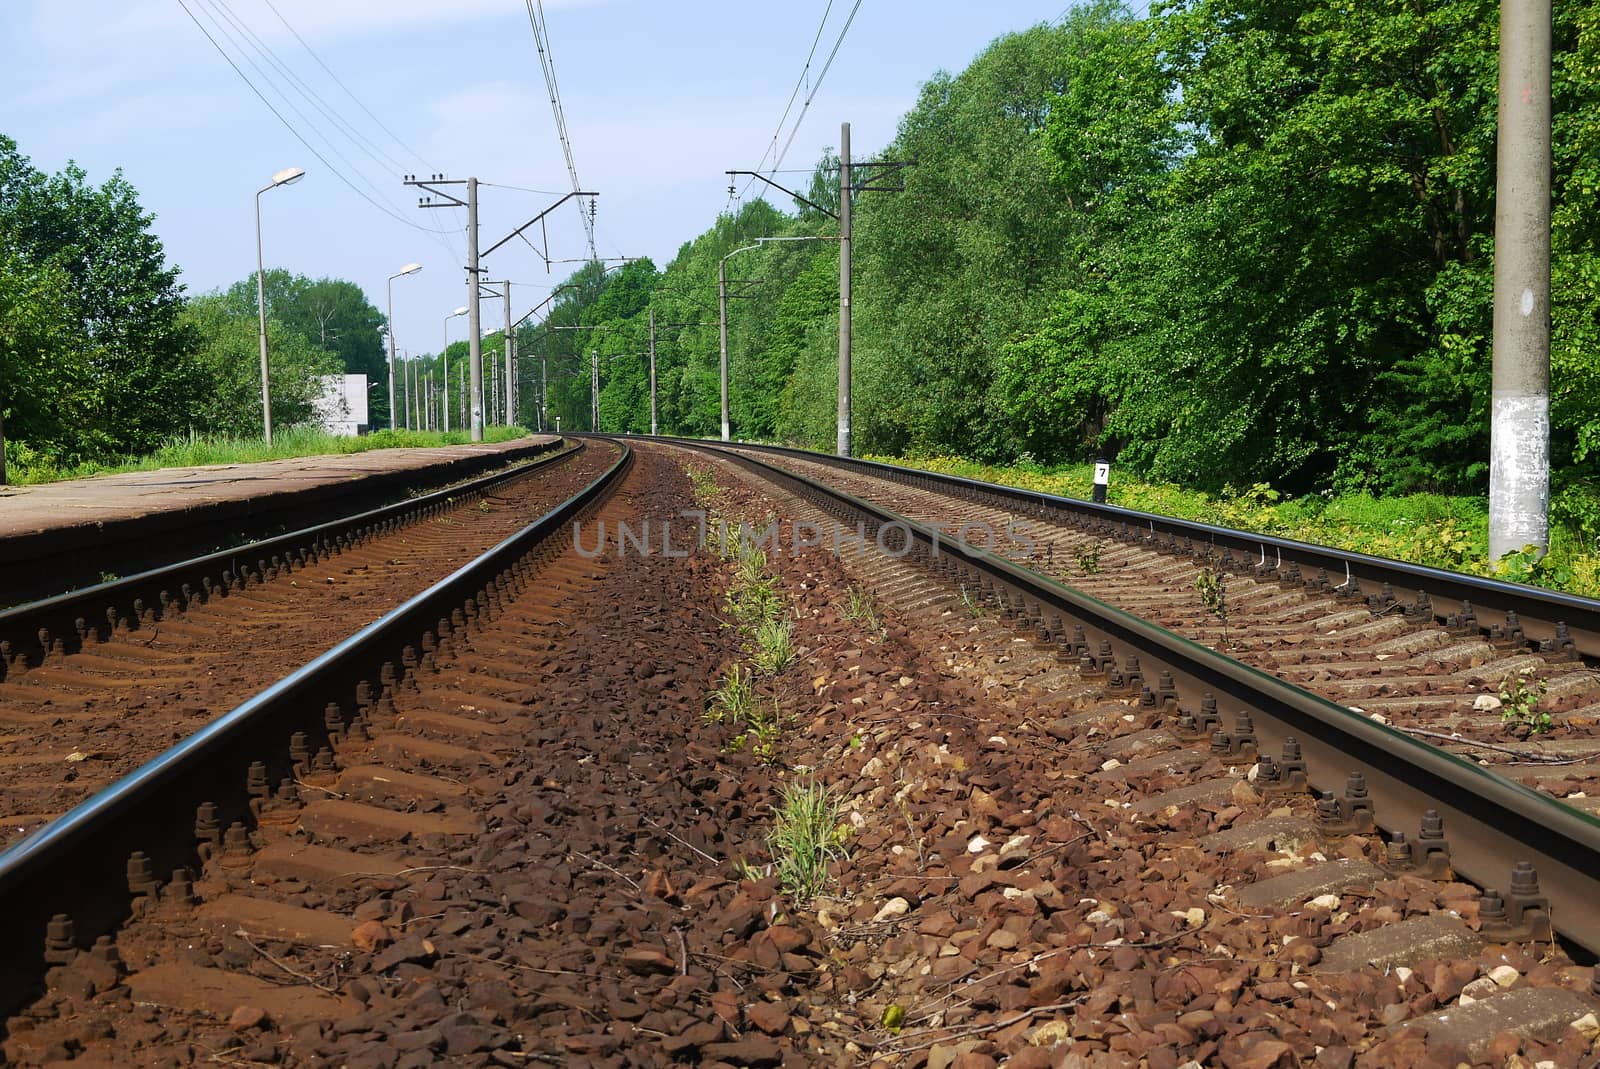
[0,436,564,604]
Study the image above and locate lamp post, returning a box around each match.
[718,236,833,443]
[255,166,306,446]
[718,242,760,442]
[442,306,468,433]
[387,263,422,430]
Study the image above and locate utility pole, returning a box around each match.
[839,121,853,458]
[465,177,484,441]
[649,307,658,436]
[408,179,597,439]
[590,349,600,431]
[726,128,909,457]
[1489,0,1552,563]
[504,282,515,426]
[718,259,730,442]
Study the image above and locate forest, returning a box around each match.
[4,0,1599,534]
[526,0,1600,533]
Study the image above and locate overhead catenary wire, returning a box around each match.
[739,0,866,205]
[743,0,835,193]
[212,0,406,175]
[769,0,864,176]
[258,0,473,261]
[522,0,598,260]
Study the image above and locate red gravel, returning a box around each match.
[2,445,1595,1068]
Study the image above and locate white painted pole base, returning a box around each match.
[1488,392,1550,563]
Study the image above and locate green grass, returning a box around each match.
[3,425,534,486]
[753,616,797,675]
[842,583,883,633]
[706,664,755,724]
[767,781,849,903]
[868,453,1600,598]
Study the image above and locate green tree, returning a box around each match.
[0,244,83,480]
[181,290,341,437]
[850,23,1080,460]
[0,133,198,460]
[224,271,389,427]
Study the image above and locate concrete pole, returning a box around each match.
[540,350,548,433]
[386,294,398,431]
[254,188,274,446]
[719,259,731,442]
[442,318,451,434]
[467,177,485,442]
[504,283,514,426]
[649,307,658,436]
[1489,0,1552,563]
[837,120,852,458]
[590,349,600,431]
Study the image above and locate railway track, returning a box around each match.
[707,444,1600,807]
[0,441,633,1046]
[659,439,1600,1063]
[0,437,1597,1065]
[0,441,614,848]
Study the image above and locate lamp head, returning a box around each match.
[270,166,307,188]
[450,306,469,318]
[398,262,422,276]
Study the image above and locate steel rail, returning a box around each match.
[0,441,584,676]
[0,440,631,1017]
[674,439,1600,957]
[615,435,1600,662]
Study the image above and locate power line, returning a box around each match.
[261,0,430,169]
[260,0,469,262]
[480,181,565,195]
[769,0,864,176]
[213,0,405,174]
[176,0,465,253]
[522,0,598,259]
[745,0,835,189]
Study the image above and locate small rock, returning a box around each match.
[372,935,438,972]
[967,834,991,854]
[350,920,392,952]
[700,1037,783,1066]
[1305,894,1341,910]
[622,948,677,975]
[745,1000,791,1034]
[229,1005,270,1032]
[1474,693,1503,711]
[873,897,911,923]
[986,929,1019,950]
[1028,1019,1072,1047]
[1489,964,1520,988]
[1460,976,1500,1001]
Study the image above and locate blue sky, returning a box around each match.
[2,1,1064,361]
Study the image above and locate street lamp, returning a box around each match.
[255,166,306,446]
[387,262,422,429]
[443,306,469,433]
[719,243,760,442]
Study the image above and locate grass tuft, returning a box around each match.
[768,781,848,903]
[753,616,797,675]
[707,664,754,724]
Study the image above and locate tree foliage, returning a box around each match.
[11,1,1600,520]
[1,133,199,464]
